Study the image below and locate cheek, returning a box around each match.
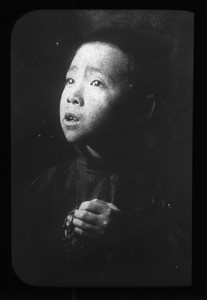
[59,101,64,117]
[86,88,120,111]
[85,96,110,122]
[59,91,67,113]
[85,101,115,130]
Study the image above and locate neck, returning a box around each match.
[73,129,138,171]
[74,142,121,172]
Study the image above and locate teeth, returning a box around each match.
[66,115,78,122]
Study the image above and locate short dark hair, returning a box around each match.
[82,28,171,85]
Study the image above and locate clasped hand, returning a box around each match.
[67,199,122,238]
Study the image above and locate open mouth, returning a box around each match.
[64,113,80,124]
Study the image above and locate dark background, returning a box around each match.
[8,8,207,300]
[11,10,193,187]
[7,6,207,300]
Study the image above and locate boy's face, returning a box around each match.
[60,42,129,143]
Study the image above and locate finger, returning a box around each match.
[74,209,100,225]
[74,227,88,237]
[73,218,101,234]
[79,199,109,214]
[78,200,91,211]
[74,227,98,238]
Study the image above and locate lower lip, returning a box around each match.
[63,118,80,129]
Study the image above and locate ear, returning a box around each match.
[145,95,156,121]
[131,94,156,125]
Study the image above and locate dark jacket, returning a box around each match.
[12,155,191,287]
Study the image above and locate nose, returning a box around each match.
[66,91,84,106]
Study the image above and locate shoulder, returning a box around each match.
[12,155,77,215]
[29,156,76,193]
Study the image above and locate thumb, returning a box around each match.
[107,202,121,212]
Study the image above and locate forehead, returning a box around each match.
[71,42,129,77]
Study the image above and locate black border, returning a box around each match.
[6,3,207,299]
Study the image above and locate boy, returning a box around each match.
[12,28,191,286]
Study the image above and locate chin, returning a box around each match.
[65,134,80,144]
[64,131,87,145]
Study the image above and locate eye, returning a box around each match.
[91,80,104,87]
[65,78,75,85]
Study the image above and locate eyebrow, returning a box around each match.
[86,66,116,84]
[67,65,116,84]
[67,65,78,72]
